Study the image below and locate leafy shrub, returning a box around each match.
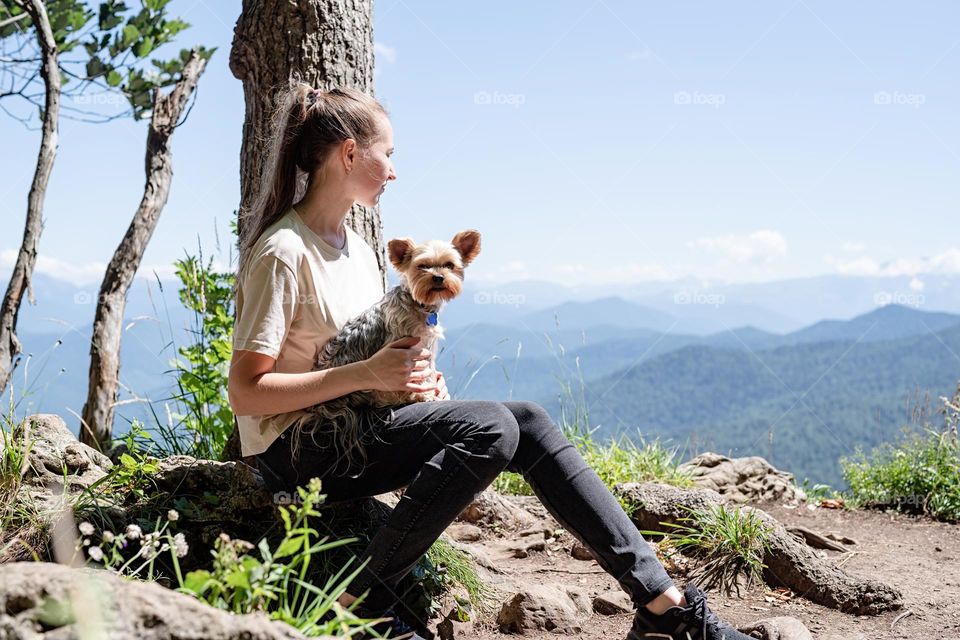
[841,387,960,522]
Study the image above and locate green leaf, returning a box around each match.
[274,536,302,559]
[133,36,154,57]
[121,24,140,48]
[85,57,104,78]
[106,69,123,87]
[182,569,212,594]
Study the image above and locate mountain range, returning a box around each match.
[8,272,960,488]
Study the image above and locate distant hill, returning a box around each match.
[782,304,960,345]
[547,322,960,488]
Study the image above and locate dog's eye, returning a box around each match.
[443,262,455,269]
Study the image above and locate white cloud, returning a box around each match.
[841,242,865,253]
[0,248,226,286]
[690,230,787,264]
[909,277,925,291]
[834,248,960,276]
[374,42,397,64]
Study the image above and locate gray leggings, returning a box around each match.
[255,399,675,611]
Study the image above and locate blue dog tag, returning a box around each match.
[426,312,438,326]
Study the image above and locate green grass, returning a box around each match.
[642,503,773,597]
[0,379,45,561]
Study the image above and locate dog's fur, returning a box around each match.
[289,229,481,471]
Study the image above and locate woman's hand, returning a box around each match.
[362,336,435,393]
[434,370,450,400]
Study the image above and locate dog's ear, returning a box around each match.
[388,237,416,270]
[451,230,481,266]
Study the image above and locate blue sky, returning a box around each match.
[2,0,958,288]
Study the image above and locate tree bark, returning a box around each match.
[614,481,903,615]
[0,0,60,396]
[223,0,383,461]
[78,51,208,451]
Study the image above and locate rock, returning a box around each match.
[739,615,814,639]
[678,452,807,505]
[0,562,309,639]
[14,414,112,505]
[445,523,482,542]
[592,589,633,615]
[570,542,595,561]
[457,489,540,530]
[496,583,592,634]
[3,415,115,562]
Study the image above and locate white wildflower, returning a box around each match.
[167,509,179,522]
[126,524,142,539]
[173,532,188,558]
[102,531,115,544]
[87,546,104,562]
[138,545,154,559]
[78,521,95,536]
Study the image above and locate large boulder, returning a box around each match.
[0,562,312,639]
[678,452,806,504]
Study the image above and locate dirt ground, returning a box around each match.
[433,498,960,640]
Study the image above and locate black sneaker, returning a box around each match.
[351,603,429,640]
[626,582,754,640]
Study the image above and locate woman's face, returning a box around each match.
[350,113,396,208]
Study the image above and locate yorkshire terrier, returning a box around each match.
[289,230,481,470]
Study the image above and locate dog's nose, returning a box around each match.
[432,275,444,285]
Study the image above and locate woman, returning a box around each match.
[228,81,753,640]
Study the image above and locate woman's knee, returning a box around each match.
[463,400,520,466]
[502,400,557,435]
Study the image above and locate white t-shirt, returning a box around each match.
[232,206,384,456]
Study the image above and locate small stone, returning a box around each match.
[571,542,595,561]
[445,522,482,542]
[593,590,633,615]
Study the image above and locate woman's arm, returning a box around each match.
[228,336,436,416]
[229,350,372,416]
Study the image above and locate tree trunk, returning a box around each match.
[79,51,209,451]
[223,0,383,461]
[0,0,60,396]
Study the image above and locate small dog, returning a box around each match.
[290,229,481,470]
